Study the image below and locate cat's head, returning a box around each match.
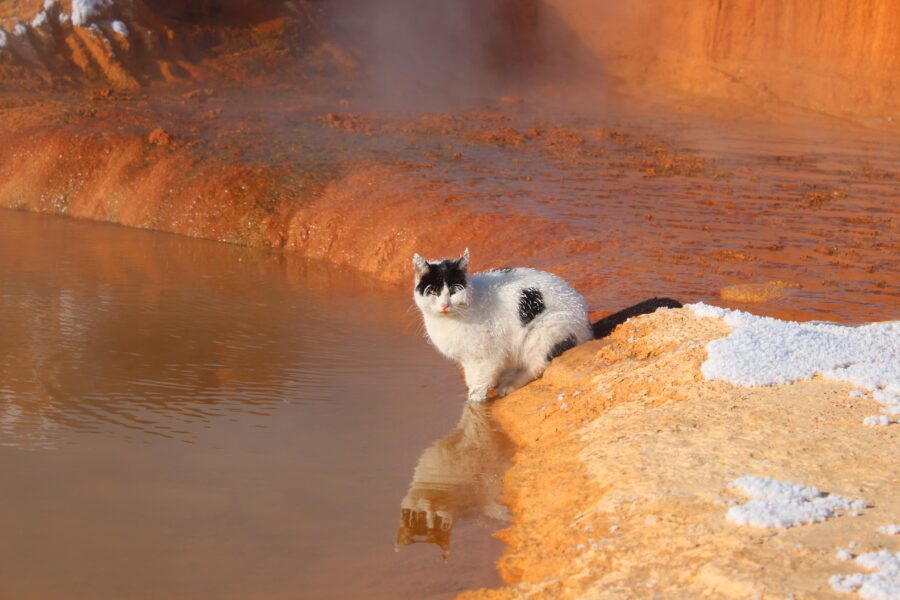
[412,249,470,317]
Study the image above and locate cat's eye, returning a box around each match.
[424,286,439,296]
[450,284,465,293]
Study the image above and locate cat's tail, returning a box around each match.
[591,297,683,339]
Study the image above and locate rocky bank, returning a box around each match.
[462,307,899,599]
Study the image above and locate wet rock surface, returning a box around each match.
[1,87,897,323]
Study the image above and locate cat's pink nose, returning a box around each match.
[440,303,450,312]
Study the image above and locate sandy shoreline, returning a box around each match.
[463,307,898,599]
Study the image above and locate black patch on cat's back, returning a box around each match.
[489,267,514,273]
[546,334,577,362]
[518,288,545,325]
[416,259,467,295]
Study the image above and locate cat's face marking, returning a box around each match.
[413,250,470,317]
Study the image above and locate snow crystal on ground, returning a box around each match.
[0,30,7,48]
[830,550,900,599]
[879,525,900,536]
[31,10,48,27]
[688,302,729,320]
[12,22,26,36]
[687,303,899,403]
[726,476,865,529]
[110,20,128,36]
[71,0,113,26]
[864,416,890,427]
[873,390,900,415]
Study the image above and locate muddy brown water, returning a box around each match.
[0,209,511,599]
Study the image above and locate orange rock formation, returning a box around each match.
[540,0,900,123]
[461,308,899,599]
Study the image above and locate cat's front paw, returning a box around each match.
[466,389,489,403]
[499,378,534,398]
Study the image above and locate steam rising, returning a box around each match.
[325,0,604,113]
[327,0,508,109]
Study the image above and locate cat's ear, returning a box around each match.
[458,248,470,271]
[412,253,429,277]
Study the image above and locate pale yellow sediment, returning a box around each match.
[462,308,899,599]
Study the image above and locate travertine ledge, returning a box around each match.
[463,307,899,599]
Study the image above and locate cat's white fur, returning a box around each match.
[413,250,592,402]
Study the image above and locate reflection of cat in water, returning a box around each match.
[396,403,514,561]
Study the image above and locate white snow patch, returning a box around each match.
[110,19,128,36]
[838,548,856,561]
[689,302,728,320]
[71,0,113,27]
[59,12,70,25]
[830,550,900,599]
[864,416,890,427]
[687,303,899,400]
[12,22,26,36]
[44,0,58,9]
[873,390,900,415]
[878,525,900,536]
[726,476,866,529]
[851,390,867,399]
[31,11,48,27]
[0,30,7,48]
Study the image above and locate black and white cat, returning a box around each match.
[412,249,593,402]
